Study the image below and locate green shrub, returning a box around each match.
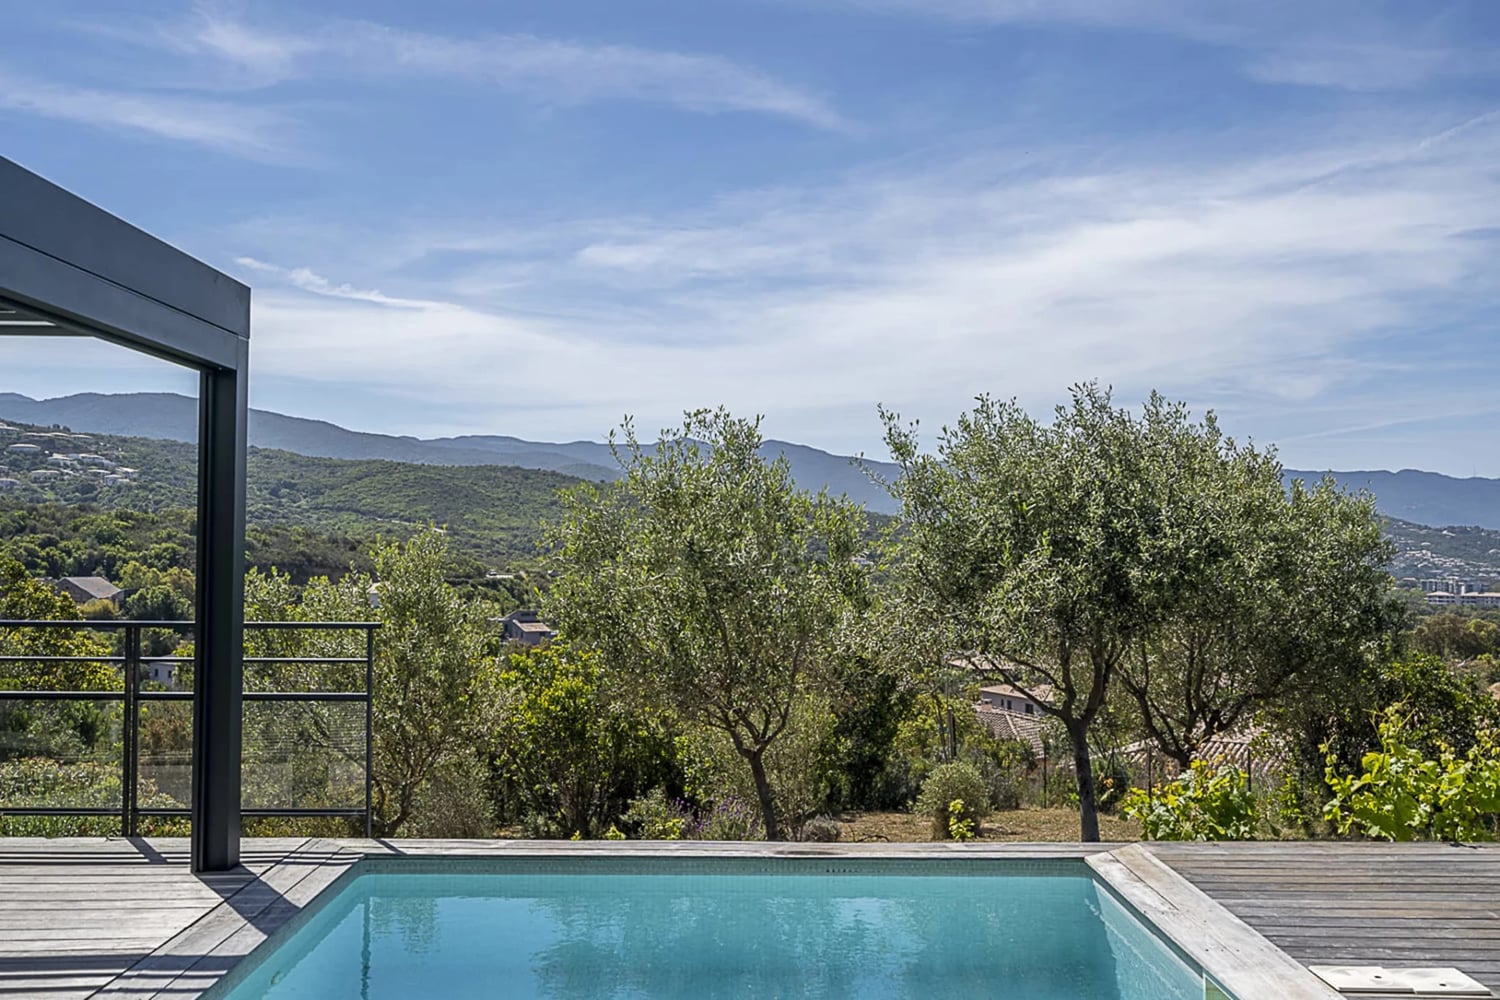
[915,762,990,839]
[622,787,689,840]
[799,816,841,843]
[1323,708,1500,842]
[1121,760,1257,841]
[947,799,976,842]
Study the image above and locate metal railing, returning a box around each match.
[0,619,379,837]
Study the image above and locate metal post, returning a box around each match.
[1145,752,1153,841]
[124,624,141,837]
[364,625,375,840]
[192,350,249,873]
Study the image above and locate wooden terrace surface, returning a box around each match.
[0,837,1495,999]
[1146,840,1500,997]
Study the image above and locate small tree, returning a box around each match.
[545,409,868,840]
[369,531,494,836]
[492,644,673,838]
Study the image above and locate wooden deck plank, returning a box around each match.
[0,838,311,1000]
[1146,841,1500,997]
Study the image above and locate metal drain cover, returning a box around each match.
[1311,966,1492,996]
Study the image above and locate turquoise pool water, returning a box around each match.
[217,862,1204,1000]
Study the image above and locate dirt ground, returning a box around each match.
[837,808,1142,843]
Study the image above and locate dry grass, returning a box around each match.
[838,808,1142,843]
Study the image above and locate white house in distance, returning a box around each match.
[977,682,1049,716]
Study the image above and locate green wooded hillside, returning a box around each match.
[2,426,581,568]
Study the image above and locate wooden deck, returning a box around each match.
[0,837,1495,998]
[1146,840,1500,997]
[0,838,353,999]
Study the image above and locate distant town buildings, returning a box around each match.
[1427,591,1500,609]
[0,422,144,493]
[1418,578,1488,595]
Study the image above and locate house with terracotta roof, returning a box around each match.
[975,703,1050,760]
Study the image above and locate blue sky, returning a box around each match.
[3,0,1499,474]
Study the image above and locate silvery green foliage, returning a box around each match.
[546,409,870,841]
[881,383,1393,842]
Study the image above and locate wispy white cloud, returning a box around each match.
[812,0,1495,92]
[236,257,434,309]
[230,111,1500,459]
[135,6,845,130]
[0,71,301,162]
[1243,43,1484,92]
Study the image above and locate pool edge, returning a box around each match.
[1087,844,1342,1000]
[102,839,1341,1000]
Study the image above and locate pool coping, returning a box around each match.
[100,839,1344,999]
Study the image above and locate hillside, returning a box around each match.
[1385,518,1500,584]
[0,392,900,513]
[9,393,1500,527]
[6,401,1500,582]
[1,426,575,568]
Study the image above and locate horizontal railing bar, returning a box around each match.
[243,691,369,702]
[0,690,124,700]
[244,622,382,630]
[241,808,368,817]
[0,655,124,663]
[0,689,370,701]
[0,620,189,629]
[0,807,123,816]
[135,808,369,817]
[7,806,371,819]
[244,657,368,664]
[0,620,380,629]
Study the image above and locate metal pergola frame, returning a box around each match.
[0,156,249,873]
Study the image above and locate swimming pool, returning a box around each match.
[211,858,1216,1000]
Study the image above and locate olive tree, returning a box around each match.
[883,384,1377,841]
[1116,464,1397,769]
[368,530,495,836]
[545,409,868,840]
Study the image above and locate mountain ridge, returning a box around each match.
[4,392,1500,528]
[0,392,900,512]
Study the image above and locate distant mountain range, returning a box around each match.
[4,392,1500,529]
[0,392,901,513]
